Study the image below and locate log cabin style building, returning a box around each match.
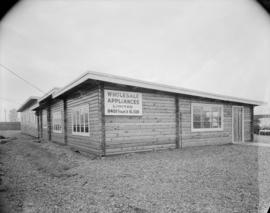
[18,71,265,156]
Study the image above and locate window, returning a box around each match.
[42,111,47,129]
[52,111,62,133]
[191,103,223,132]
[72,105,89,136]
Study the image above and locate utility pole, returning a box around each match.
[4,109,6,122]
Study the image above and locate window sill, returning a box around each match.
[53,131,62,134]
[191,128,223,132]
[72,132,90,137]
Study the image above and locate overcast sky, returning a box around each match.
[0,0,270,121]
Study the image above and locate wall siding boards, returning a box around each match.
[244,106,252,141]
[37,110,42,138]
[51,99,65,144]
[21,115,38,137]
[21,124,38,137]
[47,104,52,141]
[41,108,48,141]
[66,87,102,155]
[104,86,176,155]
[20,108,38,137]
[178,96,233,147]
[102,85,255,155]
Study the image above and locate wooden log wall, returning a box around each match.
[63,99,68,145]
[50,99,65,144]
[20,109,38,137]
[66,87,102,155]
[37,110,42,138]
[244,105,252,141]
[178,96,233,147]
[33,82,255,155]
[104,86,176,155]
[41,109,48,141]
[47,104,52,141]
[21,124,38,137]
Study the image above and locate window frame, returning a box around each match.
[191,103,224,132]
[71,104,90,136]
[52,111,62,133]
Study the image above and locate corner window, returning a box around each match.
[42,111,47,129]
[52,111,62,133]
[191,103,223,132]
[72,105,89,136]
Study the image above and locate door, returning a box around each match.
[233,106,244,142]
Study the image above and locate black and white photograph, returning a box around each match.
[0,0,270,212]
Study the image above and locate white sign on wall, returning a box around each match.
[104,90,142,116]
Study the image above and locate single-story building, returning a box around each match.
[18,71,266,155]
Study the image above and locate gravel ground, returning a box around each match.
[0,133,269,213]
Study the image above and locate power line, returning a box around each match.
[0,63,45,94]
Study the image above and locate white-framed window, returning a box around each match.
[52,111,62,133]
[191,103,223,132]
[72,105,90,136]
[42,111,47,129]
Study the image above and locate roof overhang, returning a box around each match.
[38,87,60,103]
[53,71,266,106]
[17,96,39,112]
[29,87,61,111]
[30,103,40,111]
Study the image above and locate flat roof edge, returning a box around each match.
[38,87,60,103]
[52,71,266,106]
[17,96,39,112]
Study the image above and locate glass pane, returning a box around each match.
[72,111,76,132]
[212,111,218,128]
[80,112,84,132]
[193,122,201,129]
[76,111,80,132]
[84,112,89,133]
[218,117,222,128]
[193,106,201,115]
[59,112,62,131]
[193,105,223,129]
[212,108,221,128]
[193,106,202,129]
[202,111,211,128]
